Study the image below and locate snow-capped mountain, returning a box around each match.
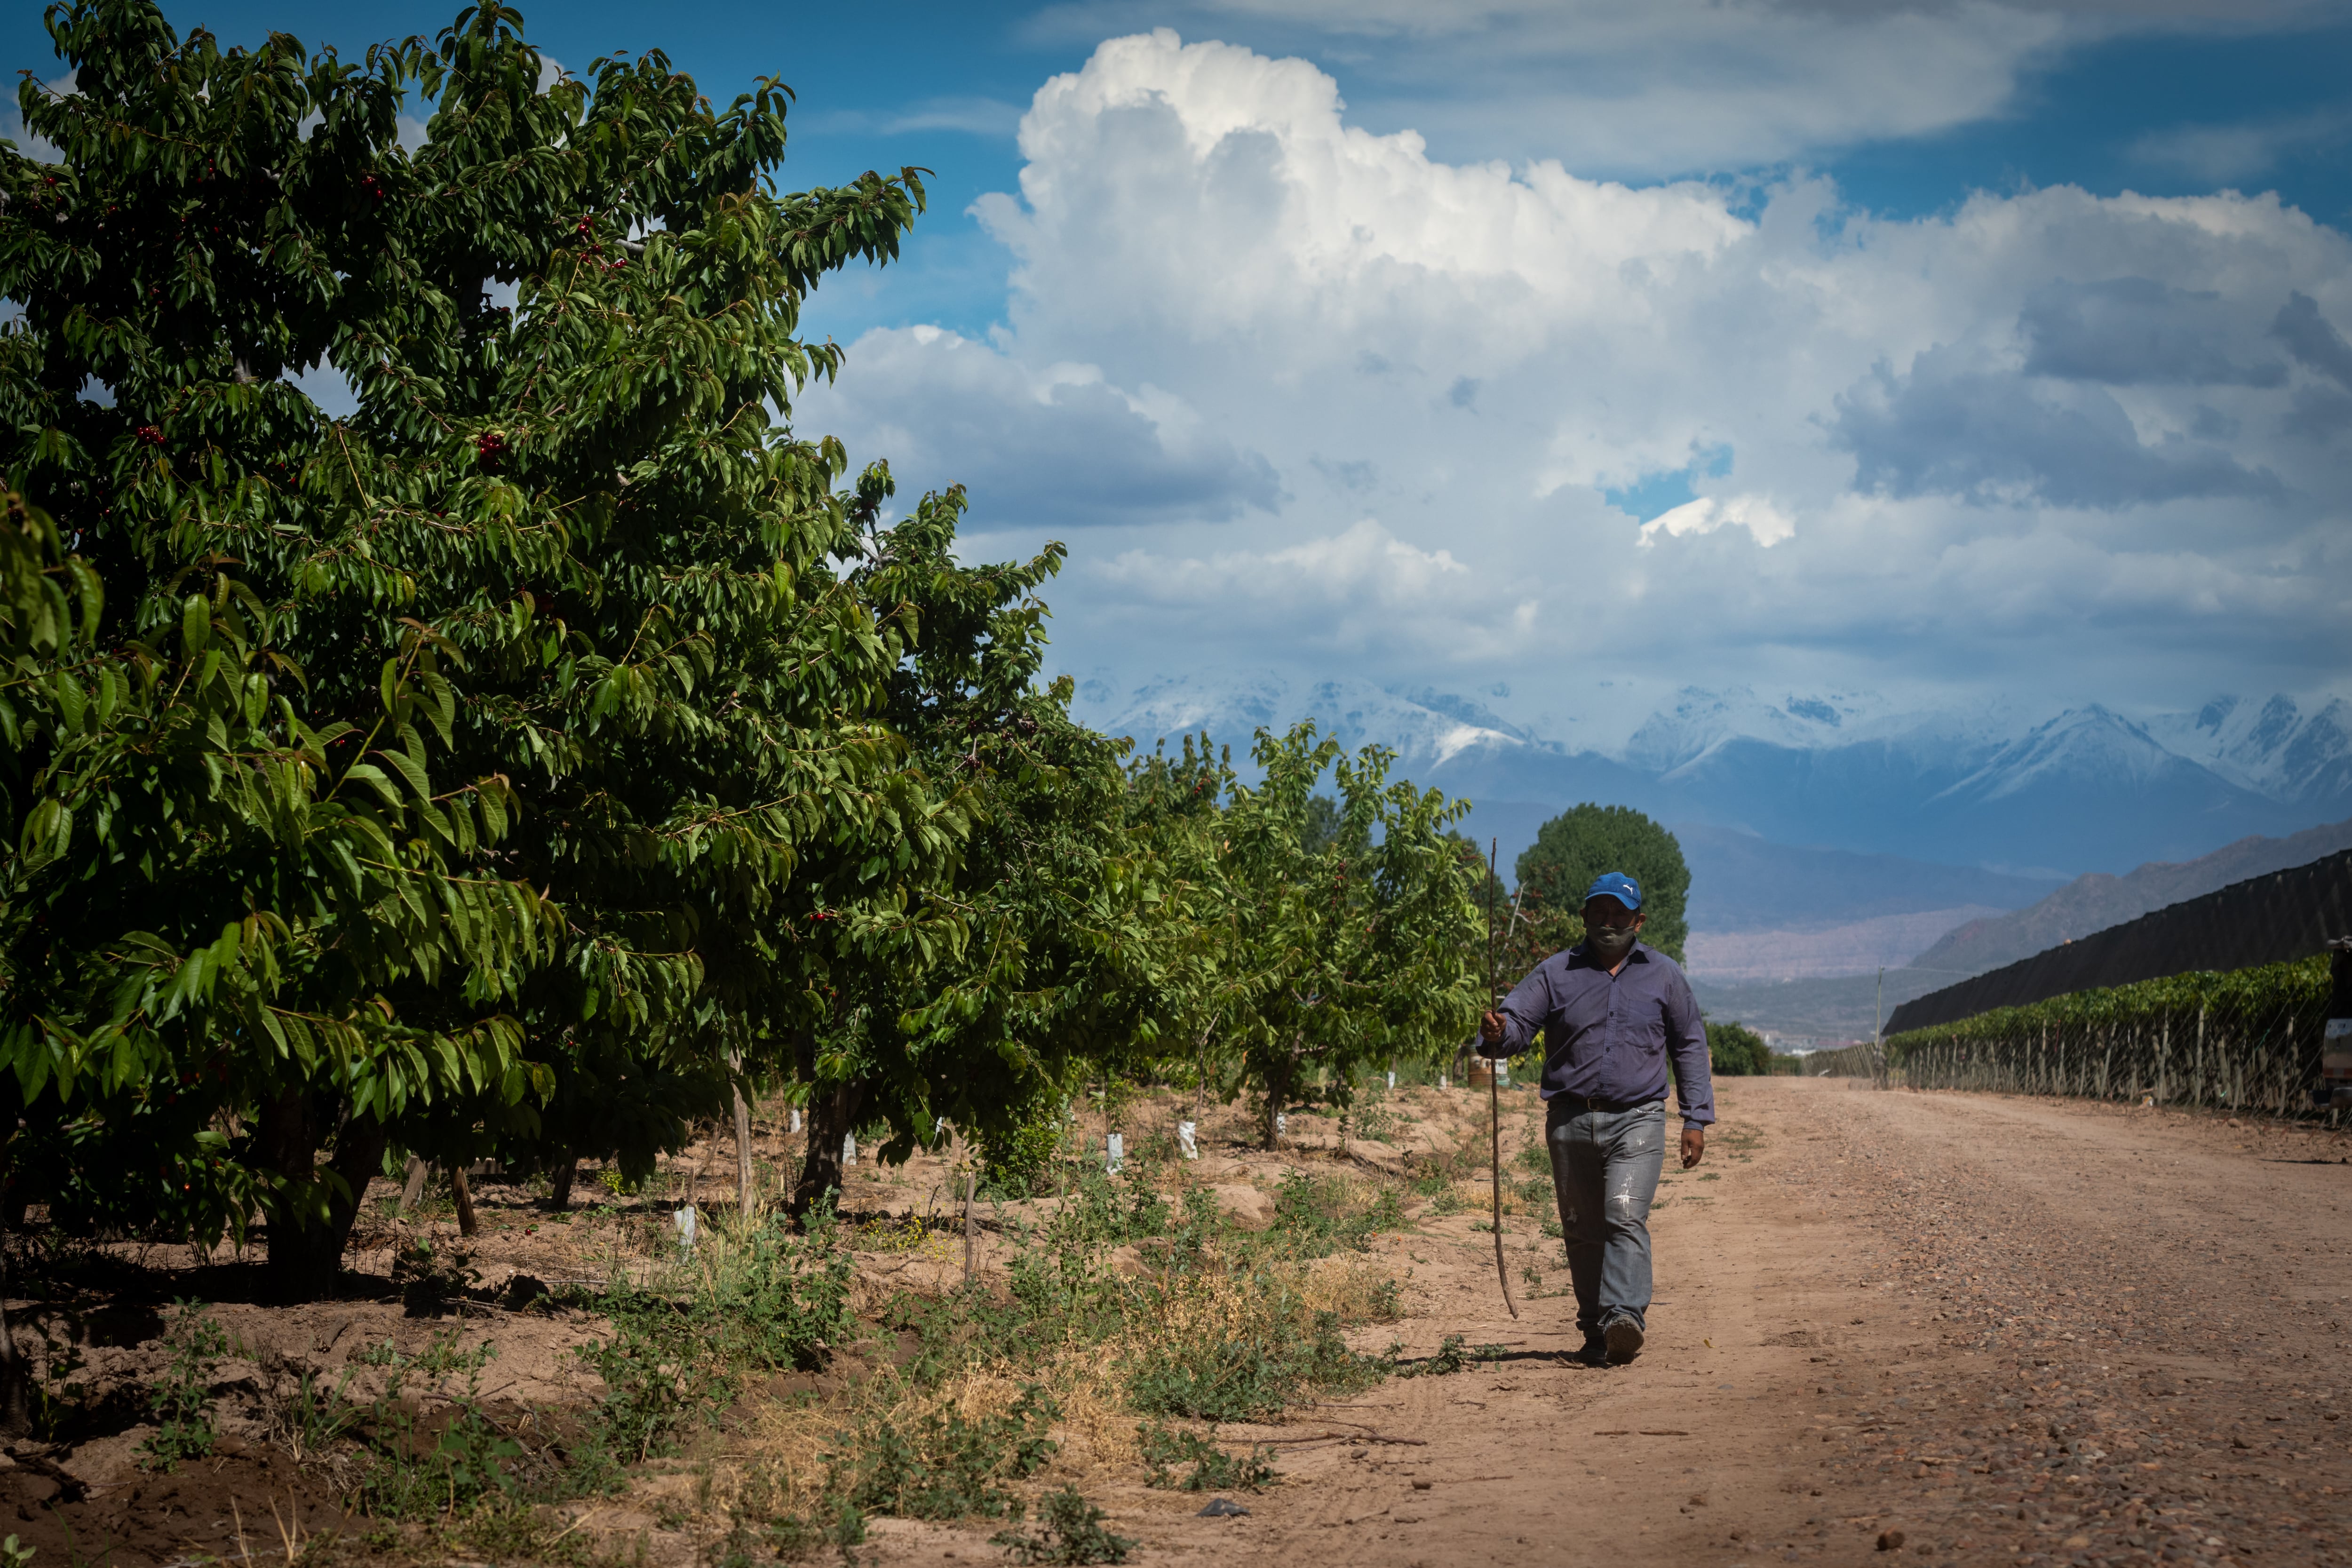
[1073,671,2352,886]
[1077,671,1545,776]
[1624,686,1891,773]
[2148,694,2352,804]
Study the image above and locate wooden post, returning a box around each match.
[962,1168,977,1289]
[451,1167,478,1238]
[398,1157,429,1212]
[731,1047,757,1222]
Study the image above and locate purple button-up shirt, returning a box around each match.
[1477,941,1716,1128]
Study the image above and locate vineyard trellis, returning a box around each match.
[1886,955,2335,1117]
[1796,1042,1883,1078]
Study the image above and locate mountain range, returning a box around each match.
[1907,813,2352,978]
[1076,672,2352,887]
[1074,671,2352,1033]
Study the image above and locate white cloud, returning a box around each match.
[1016,0,2343,180]
[2130,108,2352,186]
[802,324,1279,528]
[1105,517,1462,601]
[1639,495,1797,549]
[1093,518,1534,661]
[806,97,1027,138]
[796,30,2352,711]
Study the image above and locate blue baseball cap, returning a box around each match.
[1583,872,1642,911]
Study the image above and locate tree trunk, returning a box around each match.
[791,1080,866,1219]
[398,1156,429,1211]
[259,1089,389,1300]
[962,1167,977,1289]
[1261,1050,1293,1152]
[731,1048,757,1221]
[0,1169,26,1434]
[549,1154,577,1212]
[451,1167,478,1238]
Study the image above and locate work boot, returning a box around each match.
[1570,1332,1608,1368]
[1601,1312,1645,1365]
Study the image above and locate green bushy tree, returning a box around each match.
[1513,803,1691,963]
[1704,1020,1772,1076]
[0,0,962,1290]
[781,476,1192,1207]
[1211,724,1483,1149]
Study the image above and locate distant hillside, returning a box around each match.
[1674,823,2062,933]
[1687,906,2009,983]
[1907,815,2352,977]
[1691,968,1955,1040]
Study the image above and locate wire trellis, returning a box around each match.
[1886,955,2334,1117]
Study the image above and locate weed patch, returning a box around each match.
[1136,1422,1276,1492]
[392,1237,485,1314]
[825,1382,1058,1522]
[1268,1170,1398,1257]
[980,1109,1070,1200]
[1393,1333,1504,1378]
[579,1203,855,1466]
[991,1486,1135,1566]
[444,1503,594,1566]
[1127,1304,1381,1421]
[137,1300,225,1471]
[351,1349,531,1519]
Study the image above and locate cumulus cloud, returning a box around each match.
[1018,0,2079,178]
[2273,291,2352,390]
[1094,519,1536,663]
[2020,278,2288,387]
[1020,0,2342,182]
[797,30,2352,709]
[1835,345,2288,509]
[805,325,1279,527]
[1639,495,1797,549]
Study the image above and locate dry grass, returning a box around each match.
[715,1218,1402,1527]
[1300,1250,1403,1324]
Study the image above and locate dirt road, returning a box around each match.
[1055,1077,2352,1567]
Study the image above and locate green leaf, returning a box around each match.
[340,764,404,810]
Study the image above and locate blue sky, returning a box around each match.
[17,3,2346,341]
[12,0,2352,747]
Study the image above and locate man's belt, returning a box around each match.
[1547,1091,1664,1116]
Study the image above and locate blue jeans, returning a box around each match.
[1546,1097,1667,1335]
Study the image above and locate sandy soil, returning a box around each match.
[8,1075,2351,1567]
[1009,1076,2352,1568]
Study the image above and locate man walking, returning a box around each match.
[1478,871,1713,1366]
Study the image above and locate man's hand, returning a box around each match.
[1479,1009,1506,1044]
[1680,1126,1705,1169]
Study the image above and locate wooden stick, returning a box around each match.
[398,1156,429,1212]
[1486,837,1518,1321]
[730,1047,756,1222]
[451,1166,478,1238]
[962,1167,977,1288]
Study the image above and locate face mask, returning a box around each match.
[1586,924,1637,962]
